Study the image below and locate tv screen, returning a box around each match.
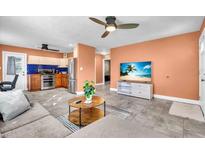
[120,61,152,82]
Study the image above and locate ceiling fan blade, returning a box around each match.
[89,17,107,26]
[48,48,59,51]
[101,31,110,38]
[41,44,59,51]
[117,23,139,29]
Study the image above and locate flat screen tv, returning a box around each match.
[120,61,152,82]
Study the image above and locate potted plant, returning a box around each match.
[83,80,96,104]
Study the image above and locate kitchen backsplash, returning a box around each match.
[27,64,68,74]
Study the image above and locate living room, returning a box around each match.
[0,0,205,153]
[1,16,205,137]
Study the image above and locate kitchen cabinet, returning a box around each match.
[55,74,68,88]
[39,57,59,65]
[46,57,59,65]
[62,74,68,88]
[55,74,62,88]
[28,55,60,65]
[28,56,40,64]
[59,58,68,67]
[28,74,41,91]
[39,57,51,65]
[28,73,68,91]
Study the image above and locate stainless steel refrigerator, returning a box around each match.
[68,58,76,93]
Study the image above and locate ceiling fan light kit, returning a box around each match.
[89,16,139,38]
[106,24,116,32]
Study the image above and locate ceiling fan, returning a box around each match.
[89,16,139,38]
[40,44,59,51]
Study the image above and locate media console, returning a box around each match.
[117,81,153,100]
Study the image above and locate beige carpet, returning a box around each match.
[169,102,205,122]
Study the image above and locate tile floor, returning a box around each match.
[25,84,205,138]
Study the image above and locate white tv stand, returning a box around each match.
[117,81,153,100]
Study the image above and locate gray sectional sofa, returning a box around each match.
[68,115,168,138]
[0,102,72,138]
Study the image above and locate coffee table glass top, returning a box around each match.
[68,96,105,109]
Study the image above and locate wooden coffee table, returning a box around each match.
[68,96,106,127]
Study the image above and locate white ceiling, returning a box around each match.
[0,16,204,53]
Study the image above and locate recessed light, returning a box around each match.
[68,44,73,47]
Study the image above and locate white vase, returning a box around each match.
[85,95,93,104]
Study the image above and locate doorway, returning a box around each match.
[199,30,205,115]
[2,51,27,90]
[104,59,110,84]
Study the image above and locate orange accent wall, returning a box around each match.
[95,54,104,84]
[110,32,200,100]
[0,44,63,81]
[75,43,96,91]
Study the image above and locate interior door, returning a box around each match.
[199,31,205,114]
[3,51,27,90]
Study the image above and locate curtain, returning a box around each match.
[7,56,16,75]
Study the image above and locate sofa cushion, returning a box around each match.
[0,90,31,121]
[0,103,49,133]
[68,115,168,138]
[2,116,72,138]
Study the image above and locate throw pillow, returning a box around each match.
[0,90,31,121]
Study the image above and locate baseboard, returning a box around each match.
[96,83,104,86]
[76,91,84,95]
[154,94,200,105]
[109,88,200,105]
[110,88,117,91]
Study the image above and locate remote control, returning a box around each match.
[75,100,81,104]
